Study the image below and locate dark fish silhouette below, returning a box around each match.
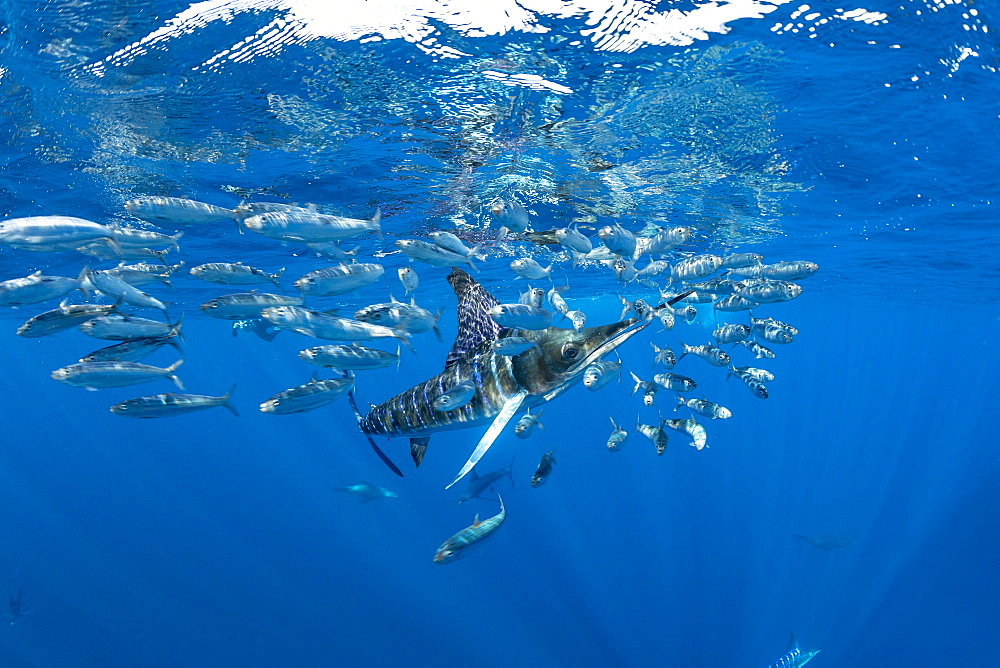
[793,534,853,551]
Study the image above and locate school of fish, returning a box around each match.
[0,196,818,563]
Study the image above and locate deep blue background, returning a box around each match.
[1,0,998,665]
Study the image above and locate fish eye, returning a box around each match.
[206,301,219,309]
[561,343,579,360]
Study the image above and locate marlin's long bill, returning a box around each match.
[445,391,527,490]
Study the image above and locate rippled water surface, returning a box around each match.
[0,1,997,666]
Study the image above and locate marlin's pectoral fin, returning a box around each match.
[445,391,527,490]
[410,437,430,467]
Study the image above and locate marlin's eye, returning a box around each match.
[561,343,579,360]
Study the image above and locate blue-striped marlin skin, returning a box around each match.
[767,633,821,668]
[359,271,652,469]
[433,496,506,563]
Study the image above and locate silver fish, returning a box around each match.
[530,450,556,487]
[125,197,237,226]
[640,225,692,255]
[636,259,671,278]
[190,262,283,287]
[566,309,586,332]
[17,302,117,337]
[656,307,675,330]
[306,241,359,261]
[555,227,592,254]
[76,243,171,262]
[200,293,302,320]
[611,257,636,283]
[510,258,552,281]
[670,254,723,282]
[84,269,168,315]
[80,314,181,341]
[546,285,570,316]
[51,360,184,391]
[487,304,552,330]
[761,260,819,280]
[518,287,546,308]
[739,339,776,359]
[653,372,697,392]
[636,419,669,455]
[650,342,676,369]
[597,224,636,257]
[243,209,381,243]
[676,397,731,420]
[713,294,758,311]
[259,376,355,414]
[607,417,628,452]
[111,387,238,418]
[629,372,659,406]
[0,271,82,307]
[433,380,477,412]
[109,262,181,287]
[661,417,708,450]
[730,366,775,383]
[759,324,795,344]
[673,304,697,323]
[0,216,118,252]
[294,263,384,297]
[299,344,399,371]
[433,497,506,563]
[736,279,802,303]
[234,201,312,218]
[720,252,763,269]
[354,297,440,336]
[491,199,529,232]
[728,366,770,399]
[679,341,730,367]
[514,408,544,439]
[396,239,477,269]
[262,306,411,348]
[80,335,182,363]
[767,633,821,668]
[712,323,752,345]
[583,360,621,391]
[111,227,183,250]
[428,232,483,260]
[752,315,799,336]
[398,266,419,294]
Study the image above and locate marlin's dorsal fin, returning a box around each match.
[444,268,503,369]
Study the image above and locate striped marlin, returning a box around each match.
[355,268,689,488]
[767,633,821,667]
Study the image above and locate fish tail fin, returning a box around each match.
[629,371,641,395]
[347,386,404,477]
[222,385,239,416]
[370,209,383,242]
[171,313,185,343]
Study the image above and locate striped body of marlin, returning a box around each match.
[433,496,506,563]
[768,633,821,668]
[353,268,684,488]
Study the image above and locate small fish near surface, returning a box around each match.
[491,198,530,232]
[80,334,182,363]
[80,314,182,341]
[510,258,552,281]
[676,397,731,420]
[487,303,552,330]
[530,450,556,487]
[243,209,381,243]
[261,306,411,349]
[396,239,477,269]
[433,496,506,564]
[491,336,539,356]
[51,360,184,391]
[678,341,730,367]
[397,266,419,294]
[767,633,821,668]
[0,215,119,253]
[260,376,355,415]
[110,386,238,418]
[354,296,441,338]
[333,481,398,503]
[200,293,303,320]
[125,196,238,226]
[0,271,83,307]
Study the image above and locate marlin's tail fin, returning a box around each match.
[347,385,403,478]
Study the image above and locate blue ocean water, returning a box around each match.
[1,0,998,665]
